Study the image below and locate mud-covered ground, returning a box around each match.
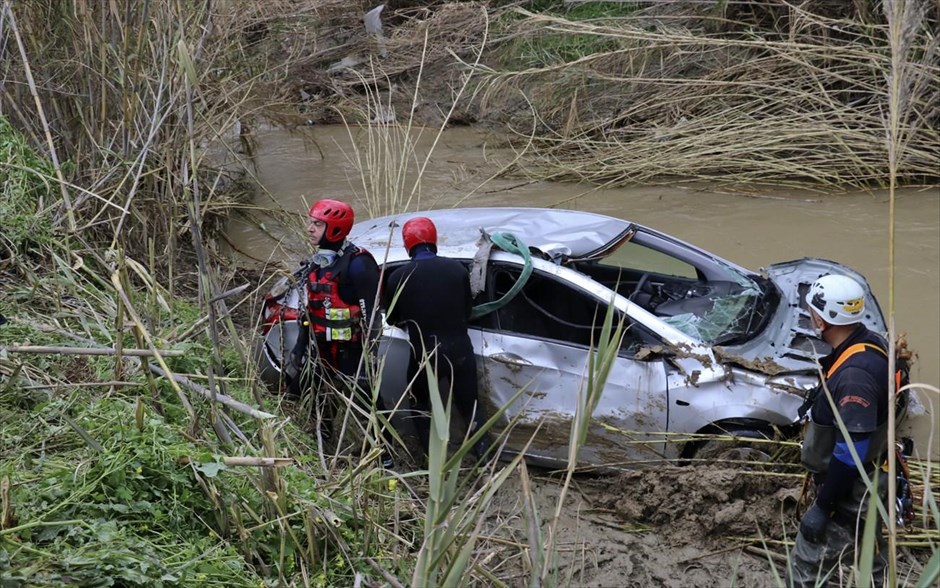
[479,463,936,587]
[482,465,800,587]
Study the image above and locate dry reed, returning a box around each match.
[472,1,939,190]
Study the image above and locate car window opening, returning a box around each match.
[491,267,649,353]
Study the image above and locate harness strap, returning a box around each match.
[825,342,903,391]
[826,343,886,378]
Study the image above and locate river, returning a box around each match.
[225,124,939,459]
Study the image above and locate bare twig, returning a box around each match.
[148,364,275,420]
[0,345,184,357]
[178,456,293,468]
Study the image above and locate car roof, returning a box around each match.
[350,207,634,261]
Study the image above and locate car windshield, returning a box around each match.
[659,279,769,344]
[573,240,775,345]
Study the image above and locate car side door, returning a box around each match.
[472,260,670,468]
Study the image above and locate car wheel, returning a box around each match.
[688,428,775,466]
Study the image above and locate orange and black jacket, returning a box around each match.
[809,324,892,511]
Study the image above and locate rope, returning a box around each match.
[470,232,533,319]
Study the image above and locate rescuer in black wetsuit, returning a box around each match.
[382,217,490,460]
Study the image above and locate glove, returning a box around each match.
[799,503,830,544]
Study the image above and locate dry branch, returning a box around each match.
[148,364,275,420]
[0,345,184,357]
[178,455,293,468]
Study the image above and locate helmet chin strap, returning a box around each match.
[318,237,343,251]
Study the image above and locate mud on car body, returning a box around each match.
[259,207,909,468]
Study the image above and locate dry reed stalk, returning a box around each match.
[880,1,935,579]
[0,345,185,357]
[183,149,230,442]
[178,456,293,468]
[0,1,75,231]
[147,364,275,420]
[2,0,279,278]
[472,2,939,190]
[110,271,196,421]
[18,381,142,389]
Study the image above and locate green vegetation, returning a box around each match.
[502,30,621,68]
[1,396,257,586]
[497,1,638,68]
[515,1,639,19]
[0,383,420,586]
[0,245,420,586]
[0,117,60,265]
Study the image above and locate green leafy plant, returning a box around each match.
[0,115,59,266]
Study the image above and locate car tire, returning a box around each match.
[688,427,775,466]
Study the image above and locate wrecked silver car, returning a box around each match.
[261,207,889,468]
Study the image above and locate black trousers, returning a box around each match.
[408,340,486,455]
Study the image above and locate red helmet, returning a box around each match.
[309,199,354,243]
[402,217,437,254]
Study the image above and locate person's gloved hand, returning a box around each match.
[800,503,830,543]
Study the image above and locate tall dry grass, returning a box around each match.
[473,0,939,190]
[0,0,300,275]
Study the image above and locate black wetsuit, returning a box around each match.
[383,244,487,455]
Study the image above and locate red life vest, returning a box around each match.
[305,245,371,342]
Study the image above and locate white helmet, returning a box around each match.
[805,274,865,326]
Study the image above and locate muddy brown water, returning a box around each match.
[227,125,939,459]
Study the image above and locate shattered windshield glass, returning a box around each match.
[662,293,754,342]
[660,274,766,344]
[582,230,772,345]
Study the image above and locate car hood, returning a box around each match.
[716,257,887,374]
[350,207,634,260]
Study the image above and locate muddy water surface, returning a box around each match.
[227,125,939,458]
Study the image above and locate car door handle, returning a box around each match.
[488,352,533,366]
